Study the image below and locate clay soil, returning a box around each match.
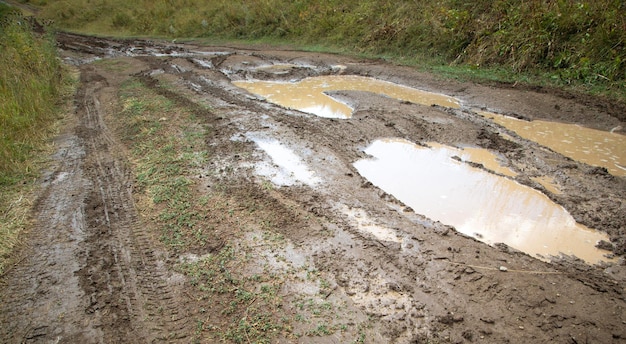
[1,33,625,343]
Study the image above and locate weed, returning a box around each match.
[177,246,288,343]
[262,230,284,243]
[352,331,366,344]
[261,180,273,190]
[307,323,332,336]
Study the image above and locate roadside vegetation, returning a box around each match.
[30,0,626,101]
[0,4,69,275]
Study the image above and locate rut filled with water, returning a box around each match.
[234,75,460,118]
[354,139,613,263]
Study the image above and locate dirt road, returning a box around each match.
[1,33,625,343]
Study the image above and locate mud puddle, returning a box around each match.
[354,138,613,263]
[481,111,626,177]
[233,75,460,118]
[338,204,404,243]
[245,134,322,187]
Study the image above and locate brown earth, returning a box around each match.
[1,32,625,343]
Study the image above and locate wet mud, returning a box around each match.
[1,32,625,343]
[1,52,193,342]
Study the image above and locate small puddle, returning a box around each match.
[353,138,613,264]
[481,112,626,177]
[338,204,402,243]
[233,75,460,118]
[248,136,321,187]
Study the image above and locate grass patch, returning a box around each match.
[0,7,71,275]
[0,9,66,184]
[117,78,209,249]
[178,248,289,343]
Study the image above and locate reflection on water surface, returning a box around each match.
[354,139,613,264]
[249,136,321,187]
[234,75,460,118]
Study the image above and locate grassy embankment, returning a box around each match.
[32,0,626,101]
[0,4,69,275]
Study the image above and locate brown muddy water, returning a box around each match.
[353,139,613,264]
[481,112,626,177]
[233,75,460,118]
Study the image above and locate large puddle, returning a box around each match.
[481,112,626,177]
[233,75,460,118]
[354,138,613,264]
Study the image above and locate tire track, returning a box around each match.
[145,49,626,343]
[75,65,192,342]
[0,64,193,343]
[0,84,100,343]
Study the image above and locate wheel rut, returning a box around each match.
[0,64,192,343]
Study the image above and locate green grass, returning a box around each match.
[116,76,295,342]
[0,7,70,276]
[31,0,626,103]
[0,8,65,184]
[117,78,210,249]
[178,248,287,343]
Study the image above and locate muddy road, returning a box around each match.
[1,33,625,343]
